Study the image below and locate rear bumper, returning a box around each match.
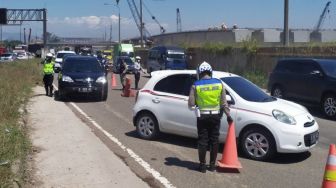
[59,82,107,95]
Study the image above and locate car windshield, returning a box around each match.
[63,58,102,73]
[57,53,74,58]
[121,58,134,65]
[318,60,336,78]
[167,51,185,59]
[120,52,135,58]
[221,77,276,102]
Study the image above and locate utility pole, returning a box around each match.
[140,0,144,48]
[109,23,112,47]
[283,0,289,46]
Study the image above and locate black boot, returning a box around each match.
[209,144,218,172]
[49,85,53,97]
[198,146,207,173]
[45,86,49,96]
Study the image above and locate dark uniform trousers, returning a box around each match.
[197,114,221,165]
[43,74,54,95]
[134,71,140,89]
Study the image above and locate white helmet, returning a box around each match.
[198,61,212,75]
[46,53,53,58]
[135,56,141,60]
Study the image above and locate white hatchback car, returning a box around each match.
[133,70,319,161]
[55,50,76,72]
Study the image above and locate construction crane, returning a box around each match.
[143,2,165,34]
[126,0,151,38]
[176,8,182,32]
[314,1,331,31]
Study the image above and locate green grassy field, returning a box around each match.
[0,59,41,187]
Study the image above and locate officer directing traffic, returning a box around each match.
[41,53,55,97]
[188,61,232,173]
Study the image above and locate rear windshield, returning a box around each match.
[57,52,74,58]
[221,77,276,102]
[63,58,102,73]
[167,50,185,59]
[1,54,12,57]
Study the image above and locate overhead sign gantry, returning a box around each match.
[0,8,47,48]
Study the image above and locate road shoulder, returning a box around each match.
[27,86,149,188]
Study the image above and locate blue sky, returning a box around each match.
[1,0,335,40]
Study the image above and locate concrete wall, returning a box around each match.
[137,46,336,76]
[151,29,336,46]
[293,30,310,43]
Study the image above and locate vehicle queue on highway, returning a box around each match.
[42,43,333,165]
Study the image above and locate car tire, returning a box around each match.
[57,89,65,101]
[322,93,336,119]
[101,89,108,101]
[240,127,276,161]
[136,112,159,140]
[271,85,285,99]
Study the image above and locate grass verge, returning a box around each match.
[0,59,41,187]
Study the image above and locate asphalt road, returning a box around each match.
[54,72,336,188]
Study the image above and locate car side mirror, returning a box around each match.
[226,95,234,105]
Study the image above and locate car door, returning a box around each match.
[152,74,198,137]
[295,61,324,102]
[282,60,302,98]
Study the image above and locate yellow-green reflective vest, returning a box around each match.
[195,78,223,111]
[43,61,55,75]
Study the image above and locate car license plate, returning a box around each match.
[78,88,91,93]
[310,131,319,145]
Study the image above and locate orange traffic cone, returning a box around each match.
[218,121,242,169]
[111,73,117,88]
[121,77,135,97]
[322,144,336,188]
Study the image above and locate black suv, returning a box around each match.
[58,56,108,101]
[268,58,336,118]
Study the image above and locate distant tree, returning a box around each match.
[46,32,60,43]
[2,40,22,49]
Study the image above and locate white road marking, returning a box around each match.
[53,84,176,188]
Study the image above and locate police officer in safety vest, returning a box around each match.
[188,61,232,173]
[41,53,55,97]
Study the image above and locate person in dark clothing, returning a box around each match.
[188,61,232,173]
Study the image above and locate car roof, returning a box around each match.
[278,58,336,62]
[57,50,76,54]
[150,46,184,51]
[64,56,97,61]
[150,70,238,79]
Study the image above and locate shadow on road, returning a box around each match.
[126,130,311,164]
[125,130,197,149]
[164,157,199,172]
[53,90,103,103]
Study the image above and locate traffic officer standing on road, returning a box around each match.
[41,53,55,97]
[119,58,128,90]
[188,61,232,173]
[134,56,145,90]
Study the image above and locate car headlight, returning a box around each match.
[62,75,74,82]
[96,76,107,84]
[272,109,297,125]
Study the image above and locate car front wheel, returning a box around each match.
[136,112,159,140]
[322,94,336,119]
[240,127,276,161]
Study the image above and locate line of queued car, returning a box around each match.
[0,51,33,62]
